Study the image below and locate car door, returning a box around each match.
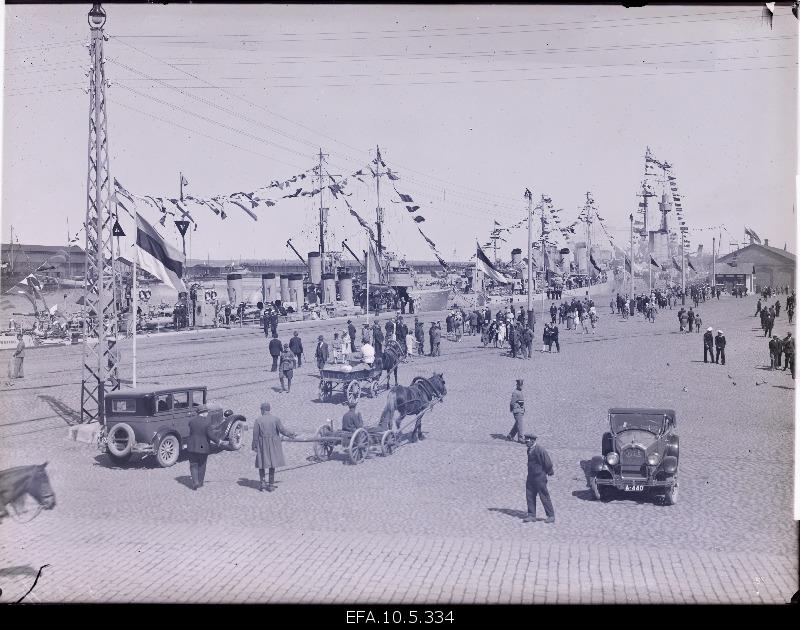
[171,390,195,447]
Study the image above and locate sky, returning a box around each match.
[1,3,797,264]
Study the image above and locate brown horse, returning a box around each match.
[0,463,56,523]
[379,373,446,439]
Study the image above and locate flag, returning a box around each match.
[387,169,400,181]
[19,274,42,291]
[417,228,437,250]
[136,212,186,291]
[672,257,681,271]
[687,259,697,272]
[398,193,414,203]
[650,255,660,268]
[228,198,258,221]
[476,243,511,284]
[589,252,602,272]
[763,2,775,28]
[406,205,420,213]
[367,242,383,285]
[624,256,632,274]
[345,199,376,243]
[181,174,189,187]
[413,216,426,223]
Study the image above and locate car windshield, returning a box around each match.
[610,413,665,435]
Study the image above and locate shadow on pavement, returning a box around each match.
[92,453,171,469]
[37,394,81,425]
[0,565,39,578]
[175,475,194,490]
[237,477,262,491]
[772,384,794,390]
[487,507,528,521]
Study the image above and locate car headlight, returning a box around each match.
[647,452,661,466]
[605,452,619,465]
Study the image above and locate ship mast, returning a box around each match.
[318,148,328,260]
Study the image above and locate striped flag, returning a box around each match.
[476,243,511,284]
[672,257,681,272]
[136,213,186,291]
[687,259,697,272]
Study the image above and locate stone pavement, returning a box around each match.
[0,294,796,603]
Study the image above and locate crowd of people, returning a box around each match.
[757,291,796,378]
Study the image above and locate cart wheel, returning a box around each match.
[380,429,397,456]
[348,428,369,464]
[313,424,335,461]
[369,380,379,398]
[346,381,361,405]
[319,380,333,402]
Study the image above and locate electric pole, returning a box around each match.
[81,2,120,424]
[629,213,634,299]
[525,188,533,327]
[318,148,329,258]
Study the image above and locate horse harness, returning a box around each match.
[398,376,442,417]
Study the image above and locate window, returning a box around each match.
[110,399,136,414]
[173,392,189,409]
[191,390,205,407]
[156,394,171,413]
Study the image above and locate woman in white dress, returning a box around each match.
[497,321,507,347]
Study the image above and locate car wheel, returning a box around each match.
[155,433,181,468]
[589,476,612,501]
[664,479,678,506]
[227,420,244,451]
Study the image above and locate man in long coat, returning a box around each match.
[347,320,357,352]
[314,334,329,373]
[268,334,282,372]
[252,402,296,492]
[187,411,216,490]
[372,324,384,359]
[522,433,555,524]
[288,331,303,367]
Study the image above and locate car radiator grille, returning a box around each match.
[620,446,645,476]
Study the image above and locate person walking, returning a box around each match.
[522,434,555,524]
[714,330,726,365]
[769,335,783,370]
[687,307,695,333]
[252,402,296,492]
[268,334,282,372]
[755,299,762,317]
[289,331,303,367]
[783,332,795,377]
[703,327,715,363]
[523,325,534,359]
[187,408,216,490]
[9,333,25,379]
[506,379,526,443]
[315,334,329,373]
[278,343,297,393]
[765,311,774,338]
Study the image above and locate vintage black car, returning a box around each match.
[102,386,246,467]
[589,408,679,505]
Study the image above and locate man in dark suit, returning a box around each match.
[341,401,363,432]
[315,334,329,373]
[268,334,282,372]
[372,324,384,359]
[347,320,357,352]
[187,412,217,490]
[289,331,303,367]
[522,434,555,524]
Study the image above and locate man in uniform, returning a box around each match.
[268,334,282,372]
[252,402,296,492]
[506,379,526,443]
[703,326,715,363]
[522,434,555,524]
[687,307,695,333]
[278,343,297,393]
[341,401,363,432]
[714,330,726,366]
[289,331,303,367]
[522,325,534,359]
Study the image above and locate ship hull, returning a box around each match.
[408,288,452,313]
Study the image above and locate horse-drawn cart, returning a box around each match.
[318,363,384,405]
[284,422,398,465]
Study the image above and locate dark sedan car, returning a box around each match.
[102,386,246,467]
[589,408,679,505]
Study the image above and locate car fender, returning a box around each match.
[221,414,247,439]
[152,425,182,448]
[590,455,608,473]
[662,455,678,474]
[665,435,679,460]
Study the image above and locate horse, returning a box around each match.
[378,373,446,441]
[377,338,403,387]
[0,463,56,524]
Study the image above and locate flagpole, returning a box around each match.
[365,239,370,322]
[712,236,716,289]
[525,189,533,327]
[629,213,634,300]
[132,245,138,389]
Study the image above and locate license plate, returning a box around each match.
[624,484,644,492]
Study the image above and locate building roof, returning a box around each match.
[718,243,795,265]
[1,243,84,255]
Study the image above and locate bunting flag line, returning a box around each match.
[650,255,660,268]
[344,199,377,244]
[413,216,426,223]
[417,228,449,272]
[687,259,697,272]
[589,252,602,273]
[624,256,632,274]
[672,257,682,272]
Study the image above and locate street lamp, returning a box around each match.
[88,3,106,29]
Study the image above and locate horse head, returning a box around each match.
[430,372,447,399]
[31,463,56,510]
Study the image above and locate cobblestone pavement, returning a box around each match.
[0,296,796,603]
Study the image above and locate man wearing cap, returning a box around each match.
[714,330,726,366]
[703,327,715,363]
[341,401,363,432]
[278,343,297,393]
[315,335,329,373]
[523,434,555,524]
[506,379,526,443]
[347,320,357,353]
[782,331,795,377]
[252,402,296,492]
[769,334,783,370]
